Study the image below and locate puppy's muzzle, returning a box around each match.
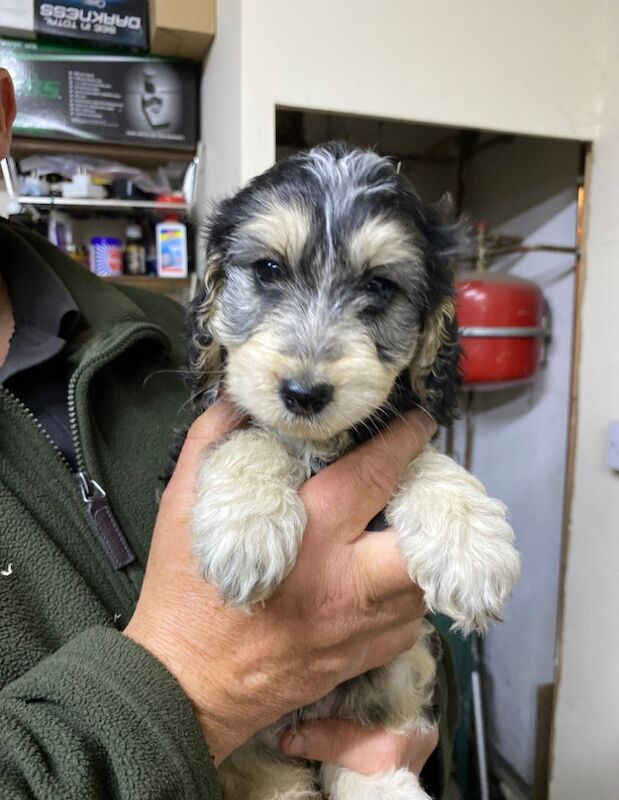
[279,378,334,417]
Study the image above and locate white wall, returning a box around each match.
[549,4,619,798]
[200,0,243,204]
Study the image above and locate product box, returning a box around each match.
[35,1,148,52]
[149,0,215,62]
[0,1,35,40]
[1,38,198,149]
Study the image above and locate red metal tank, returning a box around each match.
[455,271,546,389]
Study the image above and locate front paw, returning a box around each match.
[190,430,307,607]
[388,450,520,634]
[192,500,306,606]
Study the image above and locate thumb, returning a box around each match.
[281,719,364,764]
[280,720,438,777]
[280,719,405,773]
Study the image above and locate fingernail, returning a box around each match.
[284,732,306,757]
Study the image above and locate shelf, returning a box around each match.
[106,276,192,288]
[106,275,195,301]
[16,196,188,213]
[11,136,194,168]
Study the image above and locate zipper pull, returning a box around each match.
[77,472,136,570]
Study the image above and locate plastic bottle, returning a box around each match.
[124,223,146,275]
[156,212,188,278]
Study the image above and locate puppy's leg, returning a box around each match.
[387,448,520,633]
[322,766,431,800]
[191,428,306,606]
[319,621,438,800]
[219,739,320,800]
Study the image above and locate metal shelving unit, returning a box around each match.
[12,196,188,213]
[1,135,203,212]
[0,137,203,301]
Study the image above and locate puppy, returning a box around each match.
[187,142,520,800]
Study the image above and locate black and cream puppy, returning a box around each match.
[188,143,520,800]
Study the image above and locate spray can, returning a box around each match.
[124,224,146,275]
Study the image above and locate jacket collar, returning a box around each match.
[0,231,78,383]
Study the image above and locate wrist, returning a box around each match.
[123,612,257,763]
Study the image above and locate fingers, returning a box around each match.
[361,619,423,674]
[280,719,439,777]
[300,410,436,540]
[353,529,427,605]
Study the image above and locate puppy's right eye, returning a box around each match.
[253,259,282,287]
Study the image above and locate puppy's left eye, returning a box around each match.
[253,259,282,287]
[364,276,397,302]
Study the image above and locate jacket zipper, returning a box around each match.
[1,389,135,571]
[67,323,167,569]
[3,322,164,574]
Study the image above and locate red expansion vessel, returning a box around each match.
[455,272,546,389]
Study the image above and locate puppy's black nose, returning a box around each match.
[280,379,334,416]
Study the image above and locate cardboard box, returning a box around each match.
[0,1,35,40]
[2,38,198,149]
[149,0,215,62]
[34,1,149,52]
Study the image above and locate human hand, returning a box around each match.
[280,719,438,777]
[124,398,436,764]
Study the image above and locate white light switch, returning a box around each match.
[608,421,619,471]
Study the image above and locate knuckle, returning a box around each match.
[320,650,354,681]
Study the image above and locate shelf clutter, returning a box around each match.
[3,146,195,280]
[0,1,215,299]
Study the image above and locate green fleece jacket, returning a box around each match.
[0,219,457,799]
[0,218,219,799]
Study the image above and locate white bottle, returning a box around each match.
[156,214,188,278]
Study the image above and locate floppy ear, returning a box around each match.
[407,194,463,427]
[187,247,225,413]
[410,296,461,427]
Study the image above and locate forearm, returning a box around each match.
[0,626,220,800]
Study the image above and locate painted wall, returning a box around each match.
[200,0,243,205]
[549,4,619,797]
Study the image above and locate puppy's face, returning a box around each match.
[191,144,460,440]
